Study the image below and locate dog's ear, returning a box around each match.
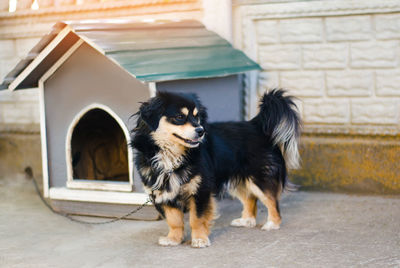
[139,97,163,131]
[197,102,208,124]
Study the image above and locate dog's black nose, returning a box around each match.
[195,127,204,137]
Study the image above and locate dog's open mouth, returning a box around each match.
[173,133,201,146]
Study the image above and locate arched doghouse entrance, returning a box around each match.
[66,104,133,191]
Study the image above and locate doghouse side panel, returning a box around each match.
[156,75,243,122]
[43,42,150,189]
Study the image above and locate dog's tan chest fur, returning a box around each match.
[180,175,201,197]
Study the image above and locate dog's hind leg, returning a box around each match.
[230,183,257,228]
[158,206,184,246]
[246,180,282,231]
[260,194,281,231]
[189,195,216,248]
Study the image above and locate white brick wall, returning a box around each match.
[279,18,323,43]
[259,44,301,70]
[238,4,400,134]
[0,37,41,129]
[256,20,279,44]
[0,40,16,59]
[1,102,38,124]
[375,14,400,40]
[326,16,371,41]
[0,89,40,126]
[302,44,347,69]
[0,39,17,81]
[326,70,373,97]
[0,58,19,84]
[351,99,398,125]
[376,70,400,96]
[350,41,398,68]
[303,99,350,124]
[258,71,279,91]
[280,71,324,97]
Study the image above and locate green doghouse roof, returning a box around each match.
[1,19,261,90]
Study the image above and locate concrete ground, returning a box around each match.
[1,175,399,268]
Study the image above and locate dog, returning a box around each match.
[130,89,301,248]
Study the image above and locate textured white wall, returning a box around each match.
[234,0,400,136]
[2,0,400,136]
[202,0,232,42]
[0,37,41,127]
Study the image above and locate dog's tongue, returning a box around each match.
[187,138,201,145]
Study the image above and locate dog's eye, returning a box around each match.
[175,114,185,121]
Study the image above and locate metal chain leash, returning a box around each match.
[28,168,151,225]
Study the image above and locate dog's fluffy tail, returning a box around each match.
[254,89,301,169]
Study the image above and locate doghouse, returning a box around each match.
[2,19,260,219]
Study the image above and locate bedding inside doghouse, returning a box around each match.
[70,108,129,182]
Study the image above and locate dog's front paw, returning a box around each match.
[158,236,181,246]
[230,217,256,228]
[191,238,210,248]
[261,220,280,231]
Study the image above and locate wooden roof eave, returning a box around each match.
[6,23,140,91]
[8,25,83,91]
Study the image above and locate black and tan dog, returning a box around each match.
[131,89,301,248]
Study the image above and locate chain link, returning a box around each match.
[30,171,151,225]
